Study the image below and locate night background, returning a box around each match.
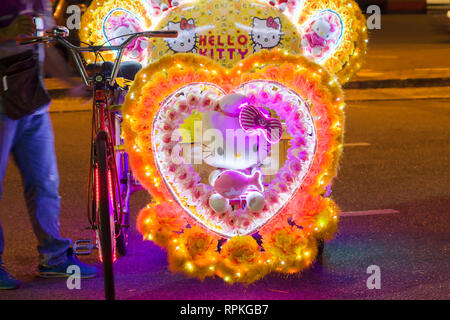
[0,0,448,300]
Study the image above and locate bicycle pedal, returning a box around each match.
[73,239,94,256]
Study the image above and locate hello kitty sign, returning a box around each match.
[80,0,367,84]
[149,0,301,68]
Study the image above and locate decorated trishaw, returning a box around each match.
[78,0,367,285]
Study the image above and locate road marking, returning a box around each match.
[356,72,384,77]
[268,289,289,294]
[341,209,399,217]
[343,142,371,147]
[368,55,398,59]
[414,67,450,71]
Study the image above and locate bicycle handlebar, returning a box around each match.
[18,29,177,52]
[17,28,178,87]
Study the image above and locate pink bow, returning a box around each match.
[305,32,326,47]
[180,18,194,30]
[266,17,279,30]
[327,15,336,33]
[239,105,283,144]
[329,23,336,33]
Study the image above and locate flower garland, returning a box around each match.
[297,0,368,84]
[123,50,344,283]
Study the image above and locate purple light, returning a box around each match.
[238,105,283,144]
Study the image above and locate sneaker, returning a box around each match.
[0,263,20,290]
[38,248,98,279]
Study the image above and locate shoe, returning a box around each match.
[0,263,20,290]
[38,248,98,279]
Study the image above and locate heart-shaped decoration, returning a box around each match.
[123,50,344,283]
[152,80,317,238]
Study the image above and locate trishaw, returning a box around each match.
[22,0,367,299]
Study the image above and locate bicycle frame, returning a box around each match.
[89,86,121,240]
[23,27,178,230]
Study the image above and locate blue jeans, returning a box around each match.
[0,110,71,267]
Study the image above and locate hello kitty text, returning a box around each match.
[165,16,283,59]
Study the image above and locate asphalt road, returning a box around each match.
[353,13,450,82]
[0,95,448,300]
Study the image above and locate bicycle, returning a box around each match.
[19,26,178,300]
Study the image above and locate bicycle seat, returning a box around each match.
[86,61,113,77]
[86,61,142,82]
[120,61,142,80]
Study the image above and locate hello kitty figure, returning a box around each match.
[268,0,293,12]
[104,14,148,63]
[202,94,283,214]
[301,15,338,58]
[165,18,197,53]
[151,0,180,13]
[251,17,283,53]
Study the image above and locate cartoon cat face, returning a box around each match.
[251,17,282,50]
[105,15,148,61]
[105,15,141,46]
[312,18,335,40]
[202,111,270,170]
[165,19,197,53]
[108,25,136,45]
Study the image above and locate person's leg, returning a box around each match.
[0,115,19,261]
[8,111,96,279]
[11,112,71,267]
[0,115,20,289]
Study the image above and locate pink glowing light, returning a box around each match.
[239,105,283,144]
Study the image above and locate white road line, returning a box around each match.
[343,142,371,147]
[268,289,289,294]
[340,209,400,217]
[368,55,398,59]
[414,67,450,71]
[356,72,384,77]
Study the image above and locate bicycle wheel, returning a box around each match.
[95,131,116,300]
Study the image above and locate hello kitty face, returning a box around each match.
[165,19,197,53]
[105,15,141,46]
[312,18,335,41]
[251,17,282,52]
[202,111,270,170]
[104,14,148,61]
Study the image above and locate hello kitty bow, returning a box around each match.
[239,105,283,144]
[180,18,194,30]
[266,17,279,30]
